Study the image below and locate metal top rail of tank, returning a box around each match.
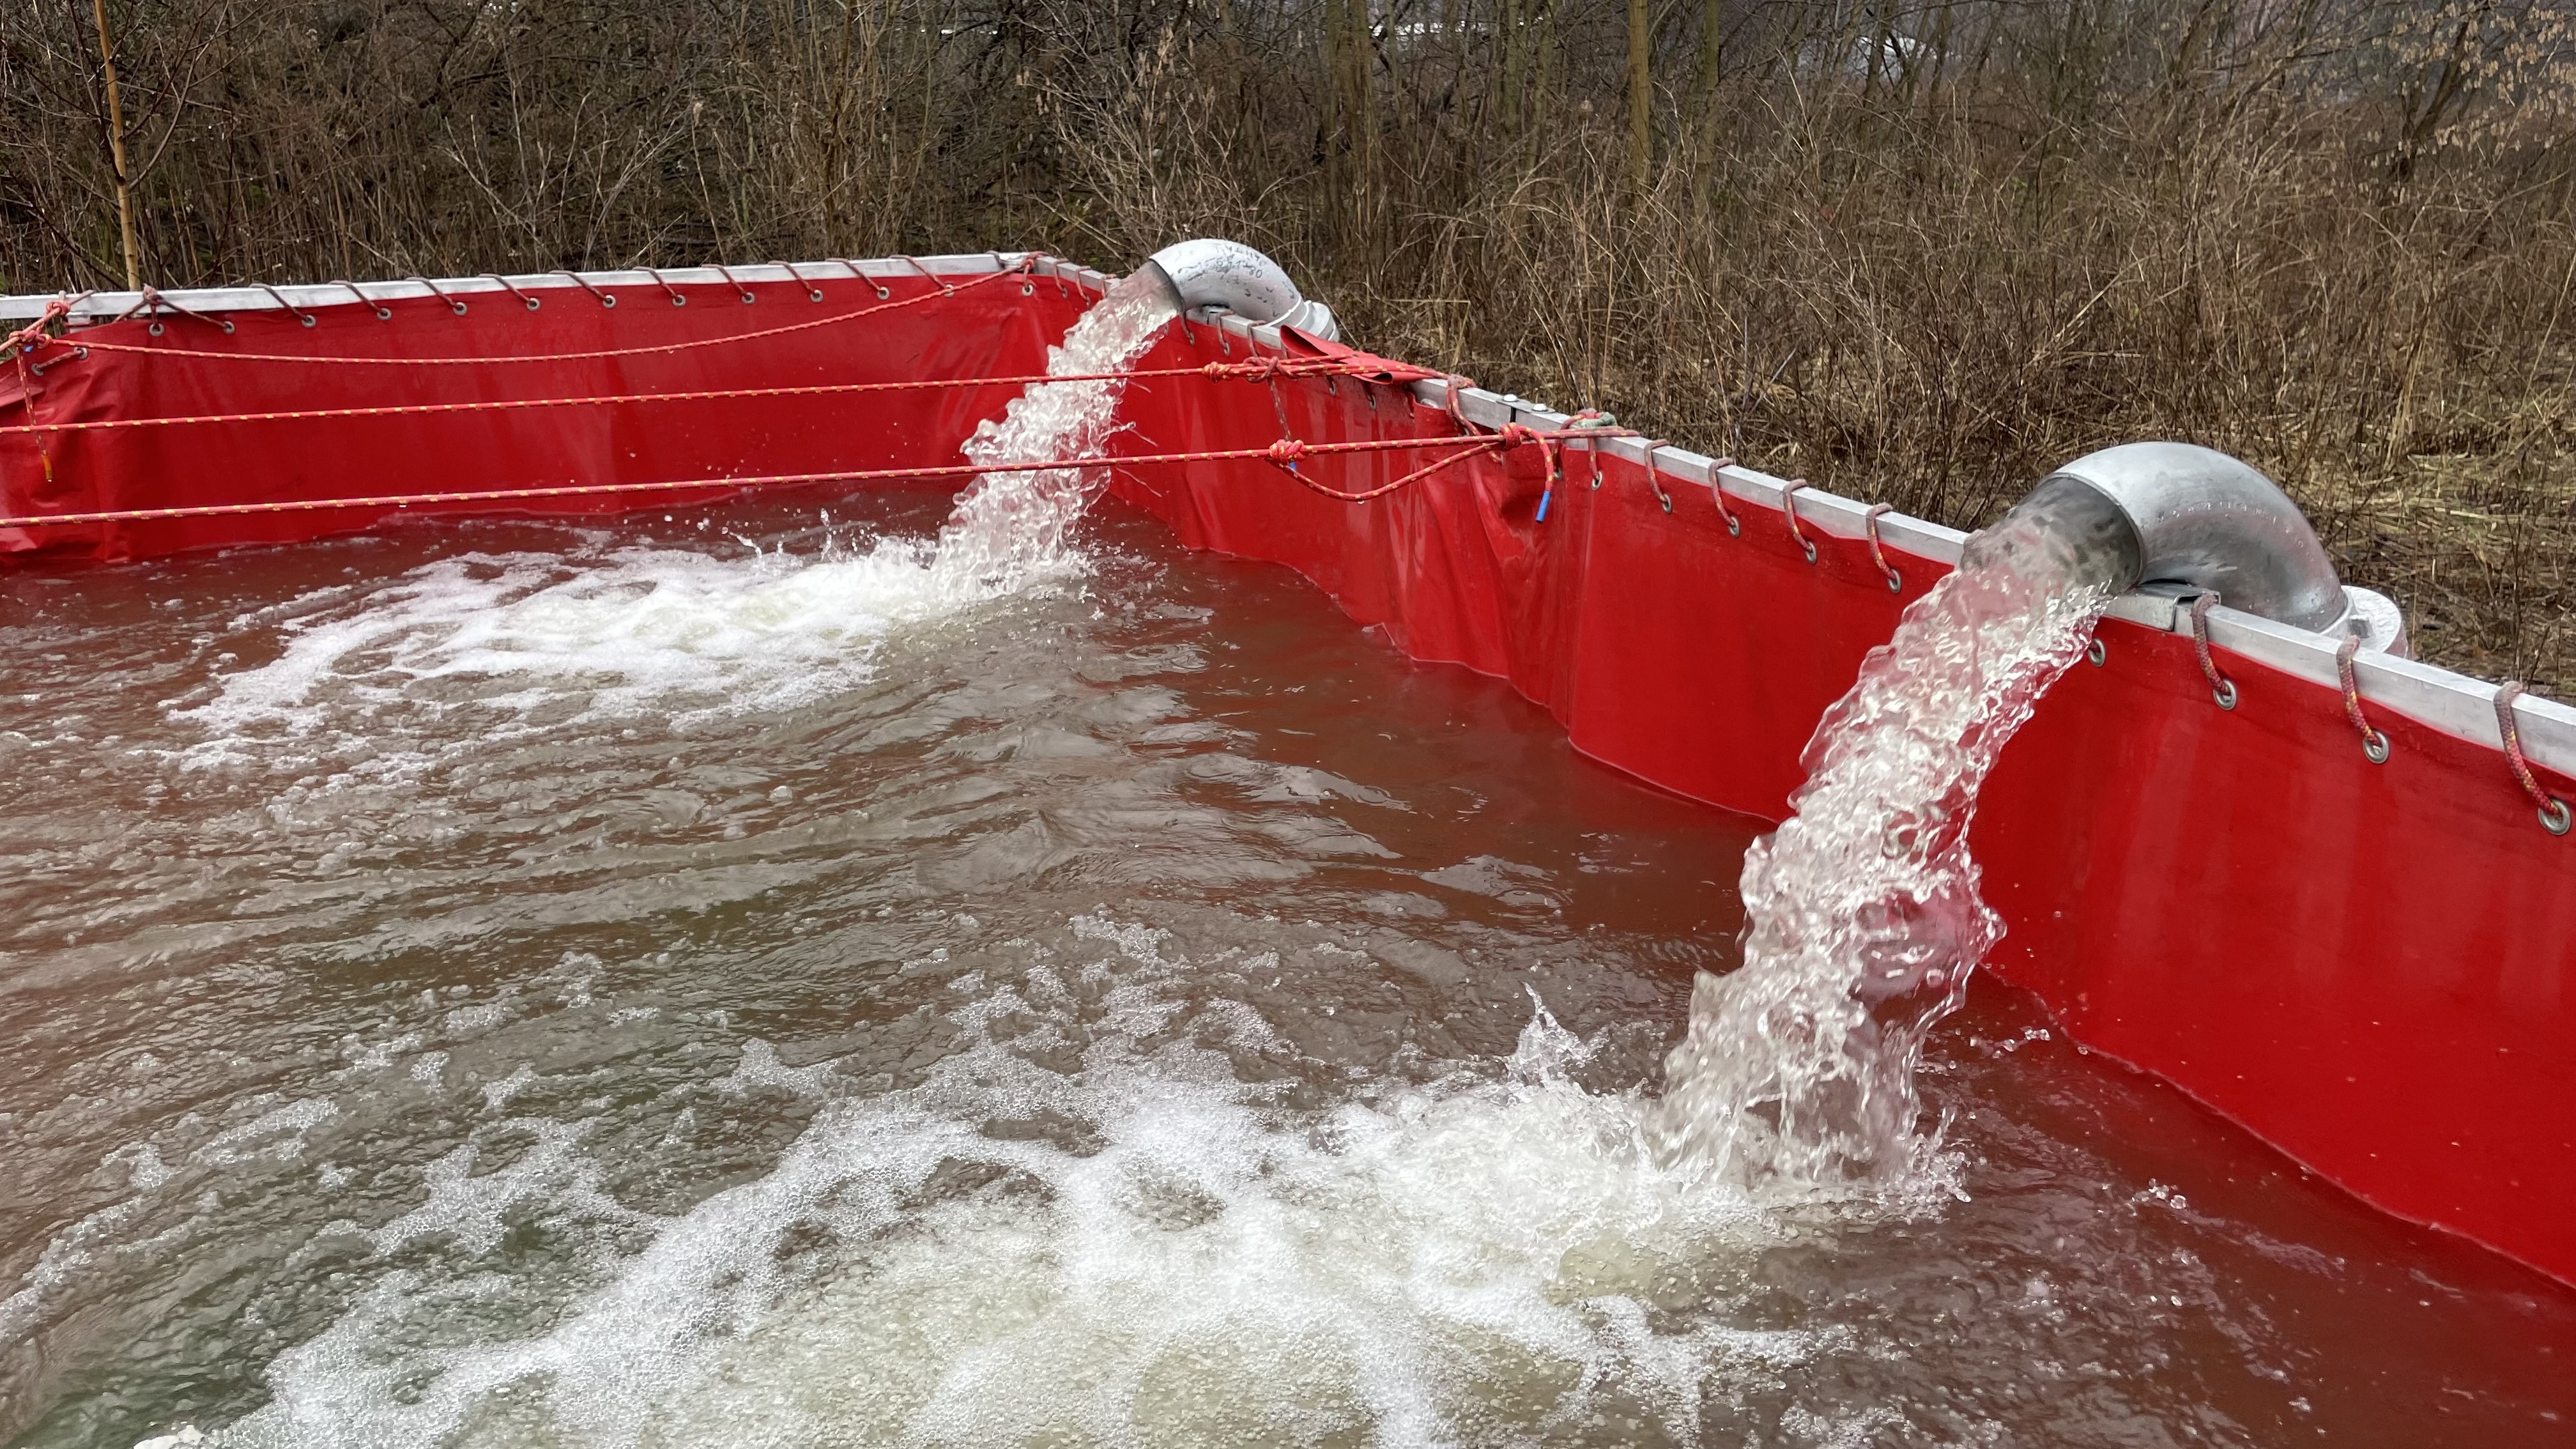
[0,253,1117,325]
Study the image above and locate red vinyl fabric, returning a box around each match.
[6,279,2572,1289]
[1,270,1089,564]
[1106,320,2576,1291]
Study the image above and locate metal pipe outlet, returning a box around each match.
[1143,239,1338,342]
[1977,441,2385,640]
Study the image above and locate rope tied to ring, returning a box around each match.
[3,296,75,359]
[1780,479,1818,563]
[1637,440,1673,512]
[1706,457,1741,535]
[121,288,234,335]
[2494,682,2572,835]
[1862,504,1903,592]
[2336,633,2391,764]
[2189,593,2238,710]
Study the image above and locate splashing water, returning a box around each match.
[934,272,1180,592]
[1650,511,2119,1193]
[167,272,1178,760]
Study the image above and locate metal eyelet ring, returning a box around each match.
[2086,638,2106,668]
[2363,730,2391,765]
[1657,487,1674,514]
[1022,282,1036,296]
[875,284,891,300]
[524,296,541,311]
[148,321,164,336]
[2543,798,2573,836]
[2212,678,2239,711]
[670,293,686,307]
[601,295,617,307]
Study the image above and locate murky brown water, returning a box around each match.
[4,490,2573,1448]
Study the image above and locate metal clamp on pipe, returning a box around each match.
[1144,239,1339,343]
[1974,441,2407,653]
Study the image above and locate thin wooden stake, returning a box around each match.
[88,0,141,290]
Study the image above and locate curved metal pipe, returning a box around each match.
[1143,239,1339,342]
[1977,441,2356,634]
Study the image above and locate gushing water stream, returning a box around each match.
[1652,514,2116,1194]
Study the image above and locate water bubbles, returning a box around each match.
[1650,510,2115,1197]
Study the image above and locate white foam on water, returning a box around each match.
[167,272,1179,763]
[199,919,1853,1449]
[1650,514,2113,1195]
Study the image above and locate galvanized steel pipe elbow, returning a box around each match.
[1144,239,1339,342]
[1981,441,2396,644]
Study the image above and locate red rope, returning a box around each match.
[2493,682,2572,834]
[1780,479,1818,563]
[0,424,1627,531]
[4,298,73,489]
[0,356,1443,438]
[1262,423,1567,503]
[2189,593,2239,709]
[4,259,1036,369]
[1863,503,1903,591]
[1706,456,1742,535]
[2336,633,2391,763]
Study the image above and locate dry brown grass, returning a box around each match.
[6,0,2573,690]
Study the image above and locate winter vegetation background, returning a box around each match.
[4,0,2573,689]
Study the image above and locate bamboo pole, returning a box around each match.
[87,0,141,289]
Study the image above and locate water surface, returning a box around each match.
[3,492,2572,1448]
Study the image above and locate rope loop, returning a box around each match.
[1637,440,1674,512]
[24,344,86,376]
[252,284,318,327]
[1265,438,1310,469]
[405,277,469,316]
[2336,633,2391,763]
[478,274,541,311]
[2189,593,2238,710]
[898,256,955,298]
[2494,683,2571,834]
[551,270,617,307]
[3,297,75,359]
[1443,374,1474,418]
[1780,479,1818,563]
[132,288,236,335]
[832,258,891,300]
[1706,457,1742,535]
[1862,504,1903,591]
[330,281,394,320]
[773,261,827,302]
[711,264,758,303]
[643,268,688,306]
